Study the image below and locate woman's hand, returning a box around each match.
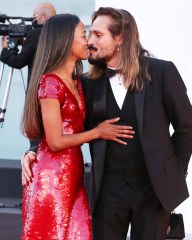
[95,117,135,145]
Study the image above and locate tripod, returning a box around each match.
[0,63,26,126]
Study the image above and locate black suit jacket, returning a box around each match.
[0,27,42,87]
[82,57,192,213]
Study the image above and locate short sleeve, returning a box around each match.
[38,74,64,103]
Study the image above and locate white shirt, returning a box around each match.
[109,73,127,109]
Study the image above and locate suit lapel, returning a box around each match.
[92,75,107,204]
[93,75,107,123]
[134,80,146,135]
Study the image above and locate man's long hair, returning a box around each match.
[21,14,82,139]
[88,7,151,91]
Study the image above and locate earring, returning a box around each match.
[117,45,120,51]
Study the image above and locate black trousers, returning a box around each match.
[92,174,170,240]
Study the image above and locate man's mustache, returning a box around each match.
[88,45,98,51]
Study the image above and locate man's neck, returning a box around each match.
[107,57,121,69]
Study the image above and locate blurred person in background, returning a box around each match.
[0,2,56,89]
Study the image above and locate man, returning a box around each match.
[22,7,192,240]
[0,2,56,89]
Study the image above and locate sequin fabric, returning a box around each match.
[21,73,92,240]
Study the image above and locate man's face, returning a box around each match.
[88,15,121,67]
[33,7,46,25]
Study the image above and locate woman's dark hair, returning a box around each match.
[21,14,82,139]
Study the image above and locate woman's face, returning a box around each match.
[71,21,88,60]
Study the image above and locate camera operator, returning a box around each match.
[0,2,56,89]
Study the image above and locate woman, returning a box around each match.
[21,14,134,239]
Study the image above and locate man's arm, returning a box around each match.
[29,138,40,152]
[163,61,192,173]
[0,28,40,69]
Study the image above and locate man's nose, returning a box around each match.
[87,34,94,45]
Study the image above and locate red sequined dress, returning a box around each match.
[21,73,92,240]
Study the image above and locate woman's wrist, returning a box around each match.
[24,150,36,157]
[91,127,100,140]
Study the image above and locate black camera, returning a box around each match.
[0,14,33,51]
[0,23,32,38]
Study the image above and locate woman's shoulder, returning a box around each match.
[38,73,65,101]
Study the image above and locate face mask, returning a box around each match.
[32,20,43,29]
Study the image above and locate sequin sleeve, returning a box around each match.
[38,74,64,103]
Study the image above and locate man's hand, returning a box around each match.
[18,37,25,46]
[1,36,8,48]
[21,151,36,186]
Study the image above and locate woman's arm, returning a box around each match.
[40,98,134,152]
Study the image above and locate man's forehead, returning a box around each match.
[90,15,111,32]
[33,6,42,15]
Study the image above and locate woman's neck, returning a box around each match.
[53,60,75,82]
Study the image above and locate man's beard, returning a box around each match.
[88,45,116,65]
[88,55,107,65]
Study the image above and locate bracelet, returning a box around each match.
[24,150,36,157]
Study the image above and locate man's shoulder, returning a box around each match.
[80,73,95,94]
[81,72,92,85]
[147,57,171,67]
[147,57,175,73]
[24,27,42,47]
[26,27,42,39]
[81,72,91,80]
